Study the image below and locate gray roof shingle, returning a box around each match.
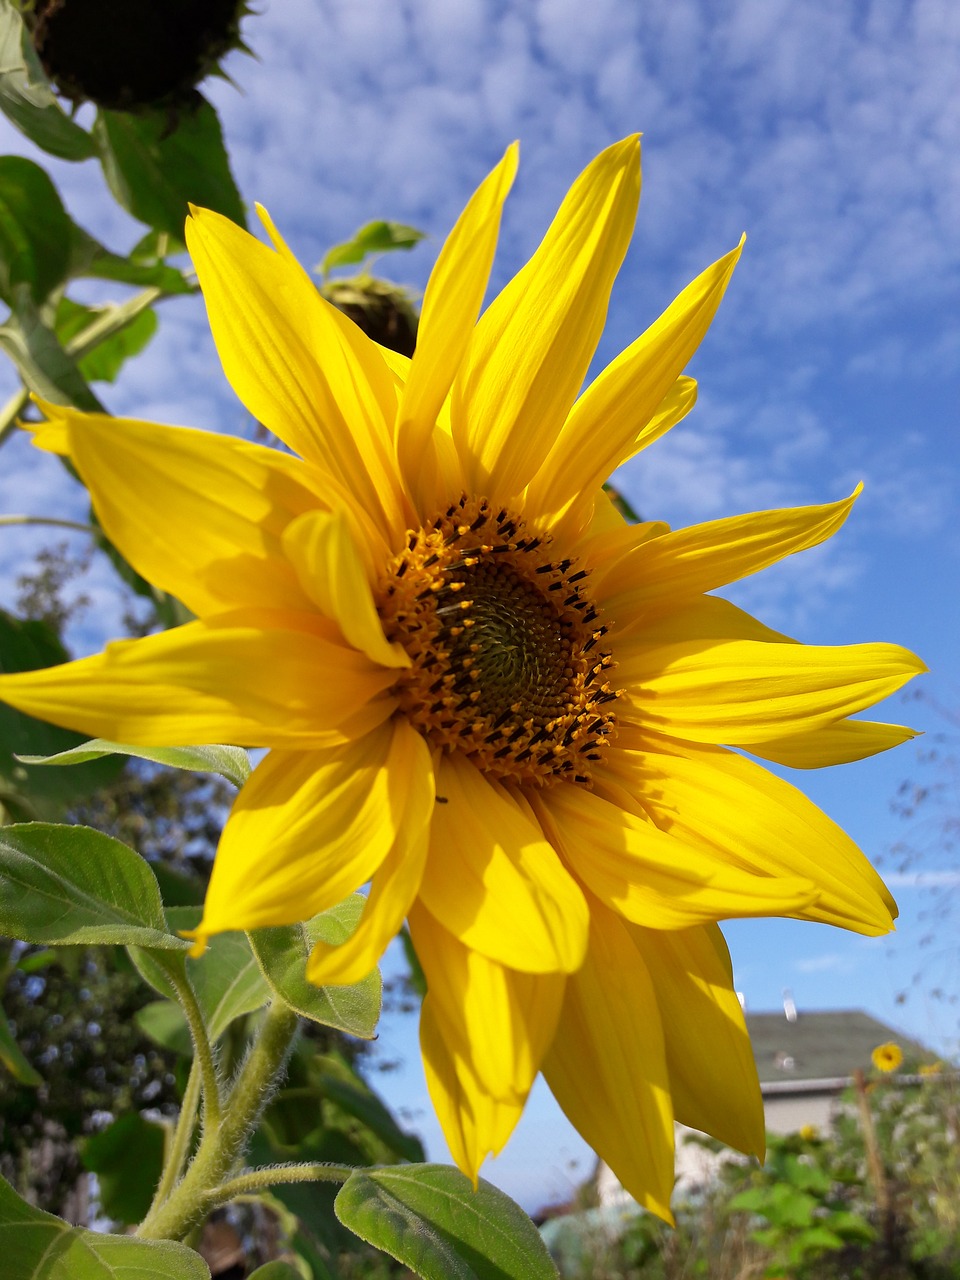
[745,1009,932,1084]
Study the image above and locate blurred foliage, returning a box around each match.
[550,1061,960,1280]
[0,939,181,1218]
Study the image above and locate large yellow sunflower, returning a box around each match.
[0,137,924,1219]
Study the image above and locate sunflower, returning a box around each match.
[872,1042,904,1073]
[0,137,923,1219]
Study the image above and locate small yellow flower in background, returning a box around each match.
[0,137,925,1221]
[798,1123,819,1141]
[872,1042,904,1073]
[919,1061,942,1077]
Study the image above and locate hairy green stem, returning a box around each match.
[164,961,222,1132]
[0,279,194,447]
[0,515,96,534]
[0,387,29,447]
[208,1161,356,1205]
[151,1057,202,1212]
[136,1002,301,1242]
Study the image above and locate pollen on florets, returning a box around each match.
[375,496,620,786]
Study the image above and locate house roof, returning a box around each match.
[744,1009,932,1086]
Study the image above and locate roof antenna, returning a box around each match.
[782,988,798,1023]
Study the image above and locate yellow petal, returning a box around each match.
[451,136,641,497]
[750,717,918,769]
[529,376,696,536]
[596,487,861,620]
[535,784,817,928]
[397,144,519,515]
[605,739,897,935]
[419,995,524,1184]
[543,899,675,1222]
[630,922,764,1157]
[526,237,743,527]
[34,402,329,618]
[185,205,406,539]
[25,413,69,454]
[616,594,794,648]
[282,508,409,668]
[188,721,420,947]
[0,610,396,747]
[417,754,589,973]
[618,637,925,745]
[409,901,565,1102]
[306,723,435,986]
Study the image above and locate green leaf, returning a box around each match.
[320,220,425,276]
[133,907,270,1040]
[19,738,251,789]
[81,1113,165,1225]
[729,1187,770,1214]
[249,895,380,1038]
[135,998,193,1057]
[0,286,102,409]
[334,1165,559,1280]
[67,224,194,294]
[0,611,121,819]
[248,1264,308,1280]
[94,99,246,238]
[0,822,187,949]
[0,1010,42,1085]
[0,1172,209,1277]
[317,1056,424,1164]
[0,3,96,161]
[0,157,73,305]
[55,298,158,383]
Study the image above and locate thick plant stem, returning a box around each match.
[136,1002,300,1242]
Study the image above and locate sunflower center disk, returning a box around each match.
[375,497,619,786]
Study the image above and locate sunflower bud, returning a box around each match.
[24,0,249,113]
[322,275,419,358]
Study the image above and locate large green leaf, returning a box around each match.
[0,3,96,161]
[0,287,101,409]
[81,1113,166,1225]
[0,1010,42,1085]
[20,738,251,789]
[335,1165,559,1280]
[94,99,246,238]
[249,895,380,1038]
[0,822,187,949]
[0,1171,209,1278]
[0,157,73,305]
[0,611,121,820]
[132,907,270,1041]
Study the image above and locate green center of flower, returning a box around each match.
[375,497,619,786]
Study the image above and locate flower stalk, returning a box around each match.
[137,1000,301,1242]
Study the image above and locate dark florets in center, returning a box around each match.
[375,497,619,786]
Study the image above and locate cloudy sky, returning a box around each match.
[0,0,957,1210]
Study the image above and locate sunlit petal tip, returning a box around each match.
[254,203,294,258]
[180,928,208,959]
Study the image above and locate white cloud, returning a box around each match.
[793,951,858,975]
[0,0,956,644]
[885,871,960,888]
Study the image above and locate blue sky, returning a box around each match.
[0,0,957,1213]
